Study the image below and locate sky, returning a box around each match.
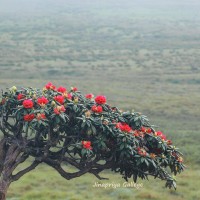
[0,0,200,15]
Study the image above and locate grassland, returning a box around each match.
[7,164,200,200]
[0,0,200,199]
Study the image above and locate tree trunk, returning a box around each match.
[0,138,21,200]
[0,177,10,200]
[0,138,9,200]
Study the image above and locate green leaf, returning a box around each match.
[145,159,149,167]
[81,121,86,128]
[81,148,87,157]
[119,143,125,150]
[141,157,145,163]
[55,116,60,124]
[59,113,66,122]
[136,159,141,166]
[91,125,96,135]
[151,160,157,168]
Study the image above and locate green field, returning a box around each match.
[0,0,200,199]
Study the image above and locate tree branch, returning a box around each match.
[44,155,114,181]
[44,158,91,180]
[0,138,7,174]
[10,153,29,172]
[11,160,40,182]
[89,168,109,180]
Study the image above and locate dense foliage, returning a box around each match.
[0,83,185,189]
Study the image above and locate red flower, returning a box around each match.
[67,93,72,100]
[140,126,146,133]
[146,128,152,133]
[167,140,172,145]
[133,131,140,137]
[23,99,34,109]
[37,96,49,106]
[137,147,147,157]
[60,105,66,112]
[54,108,60,115]
[82,141,92,150]
[115,123,120,129]
[91,105,103,113]
[62,92,72,100]
[155,131,167,140]
[54,105,66,115]
[0,98,6,105]
[54,95,65,104]
[57,86,67,93]
[95,95,106,104]
[122,124,132,133]
[85,93,94,99]
[36,113,46,120]
[45,82,56,90]
[116,122,132,133]
[24,113,35,122]
[17,93,25,100]
[72,87,77,92]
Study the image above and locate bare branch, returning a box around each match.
[89,168,109,180]
[44,158,91,180]
[44,155,113,181]
[11,160,40,182]
[10,153,29,172]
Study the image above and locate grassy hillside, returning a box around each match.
[7,164,200,200]
[0,1,199,199]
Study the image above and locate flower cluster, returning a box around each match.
[85,93,94,99]
[116,122,132,133]
[45,82,56,90]
[23,99,34,109]
[57,86,67,93]
[54,105,66,115]
[71,87,78,92]
[137,147,147,157]
[82,141,92,150]
[140,126,152,133]
[155,131,167,140]
[91,105,103,113]
[95,95,106,104]
[54,95,65,104]
[37,96,49,106]
[36,113,46,120]
[133,126,152,137]
[24,113,35,121]
[17,93,25,100]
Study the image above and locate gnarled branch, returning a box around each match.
[11,160,40,182]
[43,158,91,180]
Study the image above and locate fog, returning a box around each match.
[0,0,200,20]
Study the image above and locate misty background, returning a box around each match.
[0,0,200,200]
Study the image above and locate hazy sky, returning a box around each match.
[0,0,200,15]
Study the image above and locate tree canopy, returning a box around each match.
[0,83,185,193]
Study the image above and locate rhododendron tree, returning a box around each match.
[0,83,185,199]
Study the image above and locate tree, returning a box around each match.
[0,82,185,199]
